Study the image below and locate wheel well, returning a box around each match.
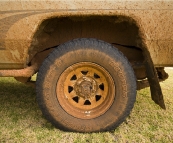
[27,15,166,109]
[28,15,144,66]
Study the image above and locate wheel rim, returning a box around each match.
[57,62,115,119]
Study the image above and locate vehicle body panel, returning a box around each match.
[0,0,173,69]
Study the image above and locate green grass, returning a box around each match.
[0,69,173,142]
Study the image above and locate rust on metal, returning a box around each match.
[0,48,53,77]
[0,63,38,77]
[57,62,115,119]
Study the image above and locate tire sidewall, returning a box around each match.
[37,39,136,132]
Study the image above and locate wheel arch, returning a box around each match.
[28,15,145,65]
[28,14,165,109]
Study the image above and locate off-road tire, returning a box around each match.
[36,38,136,132]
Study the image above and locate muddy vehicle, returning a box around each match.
[0,1,172,132]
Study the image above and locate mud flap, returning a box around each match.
[142,44,166,109]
